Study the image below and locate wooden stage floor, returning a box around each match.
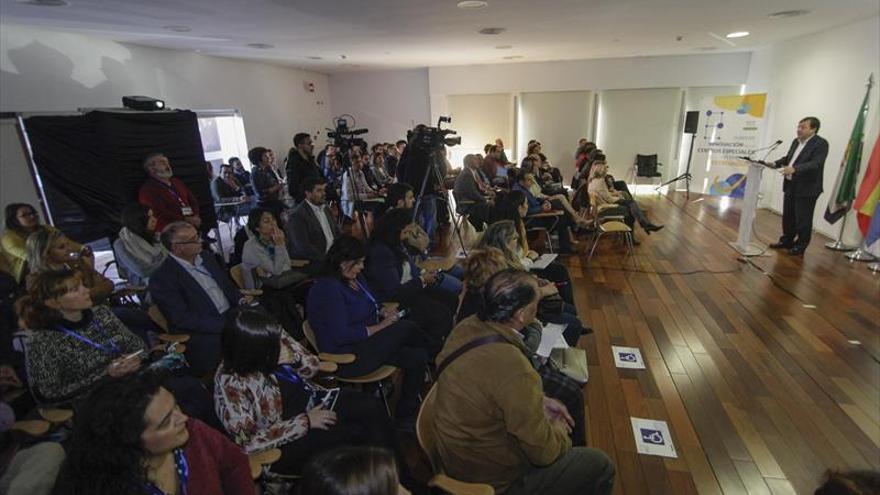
[567,191,880,495]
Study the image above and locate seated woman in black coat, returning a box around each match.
[306,236,430,419]
[362,209,455,353]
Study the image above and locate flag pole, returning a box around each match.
[825,213,856,251]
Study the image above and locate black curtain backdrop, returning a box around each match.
[24,110,216,244]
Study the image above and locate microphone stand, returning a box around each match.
[658,130,696,199]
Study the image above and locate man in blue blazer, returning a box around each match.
[149,221,242,375]
[770,117,829,256]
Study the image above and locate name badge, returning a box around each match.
[181,206,194,216]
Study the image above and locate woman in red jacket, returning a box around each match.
[53,372,254,495]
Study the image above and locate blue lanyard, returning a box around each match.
[153,178,189,207]
[145,448,189,495]
[354,280,380,322]
[57,318,121,356]
[273,364,312,393]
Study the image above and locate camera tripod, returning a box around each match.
[411,149,469,258]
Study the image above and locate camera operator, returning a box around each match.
[397,125,449,242]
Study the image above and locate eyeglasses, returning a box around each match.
[172,235,201,245]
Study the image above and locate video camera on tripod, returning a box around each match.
[407,116,461,151]
[326,115,368,152]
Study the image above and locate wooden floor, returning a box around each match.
[567,191,880,495]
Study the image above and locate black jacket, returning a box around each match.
[286,148,322,203]
[774,135,829,197]
[284,200,341,262]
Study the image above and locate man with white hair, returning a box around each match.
[138,152,202,233]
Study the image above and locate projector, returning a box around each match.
[122,95,166,111]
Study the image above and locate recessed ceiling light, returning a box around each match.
[15,0,69,5]
[307,56,323,60]
[478,27,506,35]
[246,43,274,49]
[726,31,750,39]
[495,45,512,50]
[502,55,523,60]
[457,0,488,9]
[163,25,192,33]
[768,10,810,19]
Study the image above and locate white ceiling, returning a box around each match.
[1,0,878,73]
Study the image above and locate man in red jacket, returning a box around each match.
[138,152,202,233]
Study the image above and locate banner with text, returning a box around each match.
[688,93,767,197]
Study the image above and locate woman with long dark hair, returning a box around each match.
[1,203,83,284]
[363,208,456,351]
[214,309,392,475]
[299,446,410,495]
[115,204,166,286]
[306,235,429,419]
[53,372,253,495]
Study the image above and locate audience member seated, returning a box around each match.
[510,170,578,254]
[241,208,307,337]
[380,183,415,217]
[495,138,512,165]
[519,157,588,227]
[493,190,577,304]
[229,156,254,195]
[306,236,429,419]
[149,222,243,375]
[214,309,394,475]
[287,132,322,203]
[0,440,64,495]
[813,470,880,495]
[482,144,508,186]
[300,446,409,495]
[364,209,456,351]
[428,269,615,495]
[588,156,663,235]
[475,220,588,346]
[385,142,401,179]
[538,153,565,185]
[369,152,395,187]
[457,248,587,446]
[15,269,144,404]
[24,228,113,304]
[211,164,251,223]
[53,373,254,495]
[249,146,285,216]
[138,152,203,234]
[115,203,167,287]
[453,154,494,231]
[1,203,81,284]
[341,150,384,220]
[285,177,340,266]
[15,269,215,420]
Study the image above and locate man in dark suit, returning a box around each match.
[149,221,243,375]
[769,117,829,256]
[285,177,341,266]
[286,132,322,203]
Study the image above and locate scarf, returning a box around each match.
[118,228,166,270]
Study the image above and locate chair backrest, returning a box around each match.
[635,154,659,176]
[302,320,319,352]
[229,264,246,289]
[147,305,169,332]
[415,385,444,474]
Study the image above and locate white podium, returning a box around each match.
[729,158,773,256]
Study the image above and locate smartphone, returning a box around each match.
[396,308,409,319]
[121,350,145,361]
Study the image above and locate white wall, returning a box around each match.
[0,24,332,163]
[746,16,880,244]
[328,68,430,145]
[518,91,593,180]
[428,53,751,105]
[597,88,683,180]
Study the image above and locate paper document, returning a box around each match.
[536,322,569,358]
[530,253,558,270]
